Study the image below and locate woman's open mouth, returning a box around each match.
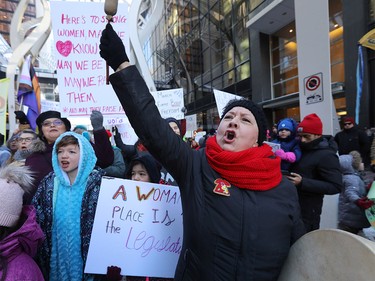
[225,130,236,141]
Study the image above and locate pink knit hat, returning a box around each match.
[0,165,33,227]
[0,179,24,227]
[297,113,323,135]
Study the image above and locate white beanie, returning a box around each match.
[0,164,33,227]
[0,178,24,227]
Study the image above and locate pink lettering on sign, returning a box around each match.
[56,40,73,57]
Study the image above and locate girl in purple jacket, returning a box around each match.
[0,164,45,281]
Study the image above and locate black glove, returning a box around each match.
[14,111,29,124]
[113,126,125,148]
[106,266,122,281]
[100,23,129,71]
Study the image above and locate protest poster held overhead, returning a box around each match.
[50,1,130,125]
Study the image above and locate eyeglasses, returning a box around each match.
[17,137,35,143]
[42,120,64,127]
[344,123,352,126]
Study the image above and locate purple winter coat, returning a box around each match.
[0,205,45,281]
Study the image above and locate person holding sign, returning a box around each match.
[99,23,305,281]
[32,132,105,281]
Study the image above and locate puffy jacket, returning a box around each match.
[338,154,370,229]
[290,136,342,231]
[109,66,305,281]
[0,206,45,281]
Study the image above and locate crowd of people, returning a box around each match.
[0,22,374,281]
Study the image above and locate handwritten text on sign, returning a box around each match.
[50,1,129,121]
[151,88,184,120]
[85,178,183,278]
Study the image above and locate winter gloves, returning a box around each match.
[100,23,129,71]
[106,266,122,281]
[14,111,30,124]
[275,149,296,163]
[90,110,104,131]
[355,197,374,209]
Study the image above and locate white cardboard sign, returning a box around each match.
[151,88,184,120]
[85,178,183,278]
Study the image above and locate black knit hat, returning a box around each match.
[221,98,267,145]
[125,153,161,184]
[36,111,71,133]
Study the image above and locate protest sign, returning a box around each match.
[50,1,130,124]
[213,89,241,117]
[151,88,185,120]
[263,141,280,153]
[85,178,183,278]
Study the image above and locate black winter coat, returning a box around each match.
[109,66,305,281]
[290,136,342,232]
[334,126,370,163]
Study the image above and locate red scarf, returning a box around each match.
[205,136,282,191]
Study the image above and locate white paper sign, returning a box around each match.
[151,88,184,120]
[115,122,138,145]
[263,141,280,153]
[85,178,183,278]
[213,89,242,117]
[40,99,60,112]
[185,114,197,132]
[50,1,129,123]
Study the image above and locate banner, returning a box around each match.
[85,178,183,278]
[0,78,9,138]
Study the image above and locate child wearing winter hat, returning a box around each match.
[0,164,45,281]
[272,118,302,171]
[338,151,371,234]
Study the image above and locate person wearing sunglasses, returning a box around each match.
[25,110,114,204]
[334,116,370,169]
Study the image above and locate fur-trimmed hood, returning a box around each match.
[28,137,47,154]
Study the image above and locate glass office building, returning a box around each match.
[0,0,374,132]
[143,0,374,132]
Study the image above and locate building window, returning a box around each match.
[271,22,298,98]
[270,3,344,99]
